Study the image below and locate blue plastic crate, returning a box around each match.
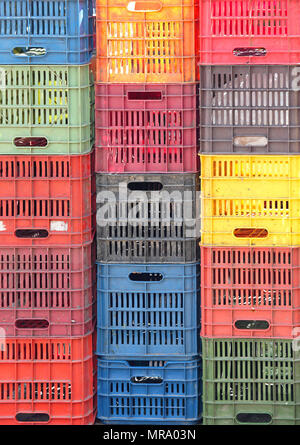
[97,358,202,425]
[96,263,200,359]
[0,0,94,64]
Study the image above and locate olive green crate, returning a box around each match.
[0,64,94,154]
[202,338,300,425]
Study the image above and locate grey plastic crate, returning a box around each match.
[200,65,300,154]
[96,173,200,263]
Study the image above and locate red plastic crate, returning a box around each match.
[95,84,199,173]
[201,246,300,338]
[0,335,96,425]
[0,153,94,246]
[0,243,95,338]
[199,0,300,65]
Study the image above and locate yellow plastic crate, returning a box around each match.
[201,155,300,199]
[200,155,300,246]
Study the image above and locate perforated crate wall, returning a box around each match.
[0,243,95,337]
[200,155,300,246]
[0,65,94,155]
[203,338,300,425]
[201,246,300,338]
[199,0,300,65]
[96,262,200,358]
[0,0,94,65]
[0,335,95,425]
[201,155,300,199]
[95,83,199,173]
[200,66,300,153]
[0,154,94,246]
[96,173,200,262]
[97,358,201,424]
[96,0,199,83]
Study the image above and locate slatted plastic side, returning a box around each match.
[96,173,199,246]
[0,65,94,155]
[200,65,300,153]
[95,83,199,172]
[0,335,96,425]
[203,338,300,425]
[96,0,198,82]
[97,239,200,263]
[0,0,94,64]
[201,246,300,338]
[199,0,300,65]
[97,262,200,356]
[0,153,94,246]
[97,358,201,424]
[0,243,95,337]
[201,155,300,199]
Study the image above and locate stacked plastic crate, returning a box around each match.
[0,1,95,424]
[95,0,202,424]
[200,0,300,425]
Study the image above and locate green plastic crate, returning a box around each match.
[203,338,300,425]
[0,64,94,154]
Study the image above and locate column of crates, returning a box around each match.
[0,0,95,425]
[200,0,300,425]
[95,0,202,424]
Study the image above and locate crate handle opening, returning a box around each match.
[236,413,272,424]
[14,137,48,148]
[234,136,268,147]
[129,272,163,281]
[127,91,162,100]
[15,319,49,329]
[16,413,50,422]
[12,47,47,57]
[233,228,268,239]
[235,320,270,330]
[233,48,267,57]
[131,376,163,384]
[127,1,162,12]
[127,360,166,367]
[128,182,163,191]
[15,229,49,239]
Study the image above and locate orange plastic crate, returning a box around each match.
[0,335,96,425]
[96,0,199,83]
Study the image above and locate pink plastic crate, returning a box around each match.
[201,246,300,338]
[199,0,300,65]
[0,243,95,337]
[95,84,199,173]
